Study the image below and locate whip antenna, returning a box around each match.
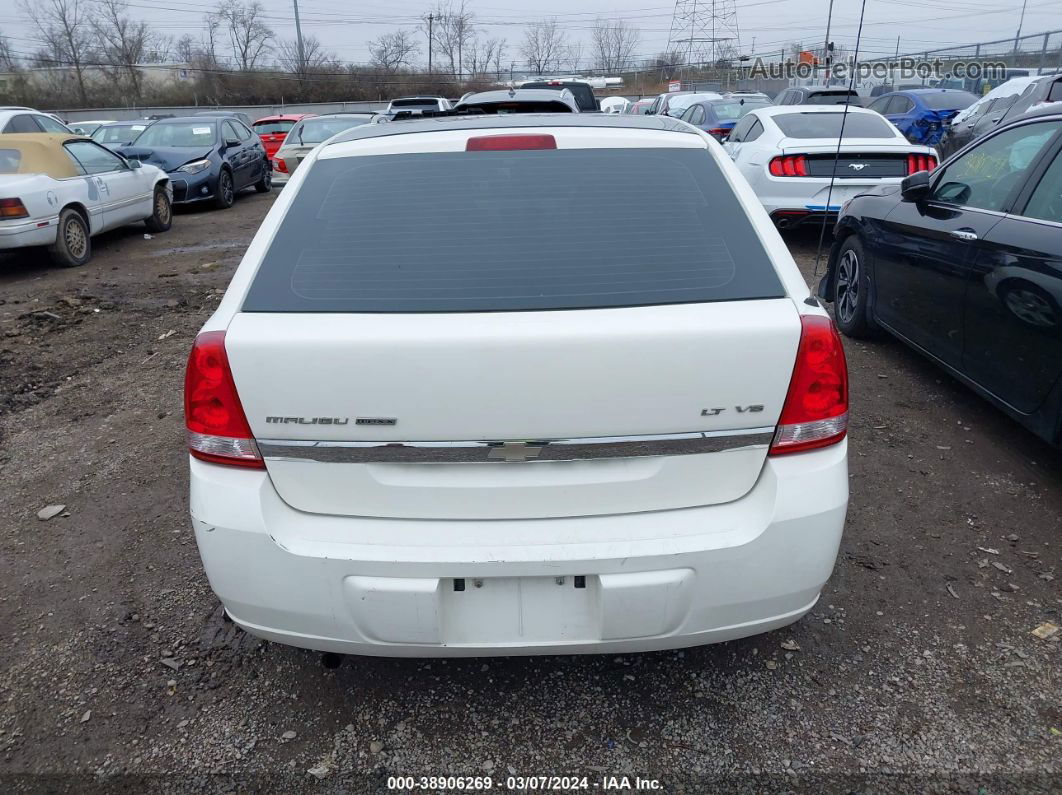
[814,0,869,278]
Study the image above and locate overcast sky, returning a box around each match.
[0,0,1059,69]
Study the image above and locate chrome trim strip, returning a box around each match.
[258,427,775,464]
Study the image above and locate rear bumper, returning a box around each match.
[190,441,848,657]
[0,217,58,248]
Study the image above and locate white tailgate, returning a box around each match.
[226,300,800,520]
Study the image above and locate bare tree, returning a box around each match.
[90,0,163,102]
[0,31,18,70]
[655,49,685,80]
[466,37,504,77]
[421,1,475,77]
[368,30,420,73]
[591,19,639,74]
[521,18,565,76]
[209,0,273,71]
[277,35,337,74]
[563,41,584,73]
[19,0,95,105]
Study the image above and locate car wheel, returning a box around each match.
[48,208,92,268]
[144,186,172,232]
[832,236,876,338]
[214,170,235,210]
[999,281,1058,328]
[254,168,272,194]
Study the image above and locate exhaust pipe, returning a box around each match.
[776,217,791,230]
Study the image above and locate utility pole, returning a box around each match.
[1013,0,1028,53]
[821,0,834,86]
[427,13,434,75]
[292,0,306,75]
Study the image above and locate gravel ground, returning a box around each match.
[0,193,1058,794]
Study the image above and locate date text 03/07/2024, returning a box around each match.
[385,775,663,791]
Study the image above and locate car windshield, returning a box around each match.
[254,120,296,134]
[134,122,217,147]
[91,123,148,144]
[773,112,896,138]
[289,117,372,145]
[921,91,979,110]
[242,147,785,313]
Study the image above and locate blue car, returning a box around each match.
[119,116,270,208]
[677,97,771,141]
[867,88,980,146]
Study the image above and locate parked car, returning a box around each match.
[183,114,849,657]
[865,89,979,146]
[193,110,254,128]
[678,96,772,140]
[937,76,1039,158]
[453,89,579,114]
[271,113,376,185]
[384,97,452,117]
[90,120,152,150]
[818,111,1062,445]
[0,108,73,134]
[599,97,631,114]
[517,81,599,112]
[0,133,172,267]
[251,113,315,160]
[723,105,937,229]
[67,119,117,137]
[119,116,270,208]
[939,73,1062,157]
[626,98,655,115]
[663,91,726,118]
[724,91,770,102]
[773,87,862,106]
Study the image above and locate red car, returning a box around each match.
[251,114,315,159]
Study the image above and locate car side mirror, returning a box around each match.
[900,171,932,201]
[128,159,142,169]
[225,137,240,146]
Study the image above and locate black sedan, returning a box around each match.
[818,110,1062,445]
[119,116,270,208]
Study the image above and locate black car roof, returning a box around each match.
[1008,106,1062,124]
[328,113,695,145]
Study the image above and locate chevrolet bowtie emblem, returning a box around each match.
[487,442,544,462]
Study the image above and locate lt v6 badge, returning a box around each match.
[702,405,765,416]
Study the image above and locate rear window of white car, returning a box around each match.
[773,112,896,139]
[242,147,786,313]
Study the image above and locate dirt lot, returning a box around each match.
[0,193,1058,793]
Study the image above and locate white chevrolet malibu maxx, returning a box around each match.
[186,115,849,657]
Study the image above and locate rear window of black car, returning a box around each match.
[774,112,895,138]
[242,147,785,313]
[520,82,598,112]
[805,91,860,105]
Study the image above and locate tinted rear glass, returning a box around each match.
[921,91,978,110]
[521,83,598,111]
[254,120,295,133]
[774,112,896,138]
[242,147,785,313]
[805,91,859,105]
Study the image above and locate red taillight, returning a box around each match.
[273,158,288,173]
[769,155,809,177]
[906,153,937,175]
[707,127,730,138]
[184,331,264,469]
[0,198,29,219]
[770,315,849,456]
[465,134,557,151]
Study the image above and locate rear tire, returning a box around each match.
[214,170,235,210]
[48,208,91,268]
[144,186,172,232]
[832,235,877,339]
[254,168,272,194]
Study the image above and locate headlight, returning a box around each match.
[176,159,211,175]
